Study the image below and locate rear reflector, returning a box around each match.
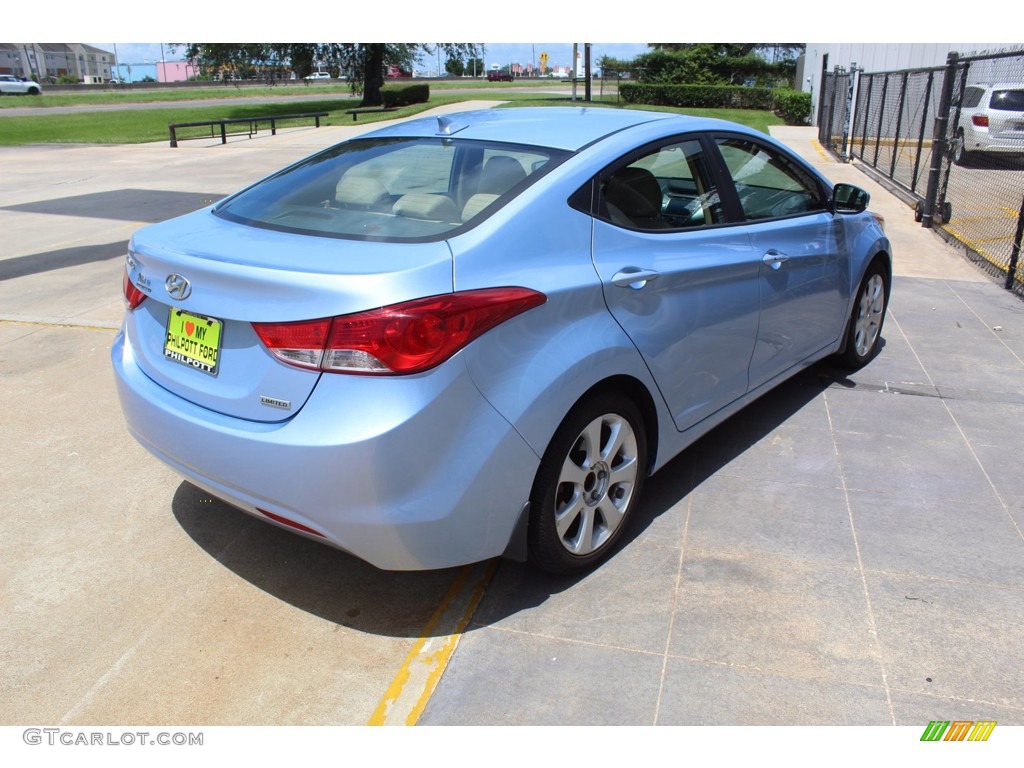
[972,114,989,127]
[253,287,546,375]
[257,508,324,537]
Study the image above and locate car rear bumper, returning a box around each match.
[963,127,1024,154]
[112,328,540,570]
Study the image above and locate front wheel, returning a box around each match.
[837,262,889,369]
[528,392,647,575]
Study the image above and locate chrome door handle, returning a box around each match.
[763,250,789,270]
[611,269,661,289]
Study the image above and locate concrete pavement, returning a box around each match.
[1,111,1022,729]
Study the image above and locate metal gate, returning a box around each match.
[820,48,1024,295]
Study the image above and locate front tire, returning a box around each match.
[528,392,647,575]
[838,262,889,369]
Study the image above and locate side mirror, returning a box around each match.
[832,183,870,214]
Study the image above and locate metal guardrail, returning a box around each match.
[168,112,328,147]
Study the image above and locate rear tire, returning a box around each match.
[528,392,647,575]
[838,262,889,369]
[953,130,973,167]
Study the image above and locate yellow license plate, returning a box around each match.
[164,309,223,376]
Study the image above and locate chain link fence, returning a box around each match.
[819,49,1024,296]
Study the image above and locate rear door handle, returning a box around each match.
[763,250,790,270]
[611,268,661,289]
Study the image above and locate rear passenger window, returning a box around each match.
[962,87,984,109]
[596,139,723,230]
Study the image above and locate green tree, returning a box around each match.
[445,56,465,77]
[634,43,803,86]
[174,43,481,105]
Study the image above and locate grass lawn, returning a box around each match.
[0,83,361,110]
[0,90,784,146]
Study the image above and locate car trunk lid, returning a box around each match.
[124,210,454,422]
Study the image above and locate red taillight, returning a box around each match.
[253,288,546,375]
[972,114,989,127]
[249,317,331,370]
[123,268,146,310]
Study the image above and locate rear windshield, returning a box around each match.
[990,89,1024,111]
[215,137,568,242]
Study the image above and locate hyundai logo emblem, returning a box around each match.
[165,273,192,300]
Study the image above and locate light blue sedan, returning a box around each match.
[113,107,890,574]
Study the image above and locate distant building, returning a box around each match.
[158,61,198,82]
[0,43,115,82]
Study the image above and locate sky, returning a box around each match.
[18,0,1006,75]
[25,0,996,62]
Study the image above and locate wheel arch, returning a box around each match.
[500,373,661,565]
[575,374,661,476]
[836,250,891,357]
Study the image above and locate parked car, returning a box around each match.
[114,107,891,574]
[305,72,331,80]
[954,83,1024,165]
[0,74,42,95]
[487,70,514,82]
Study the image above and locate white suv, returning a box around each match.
[954,83,1024,165]
[0,74,42,96]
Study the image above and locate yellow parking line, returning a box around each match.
[368,559,497,726]
[939,227,1008,272]
[811,139,830,162]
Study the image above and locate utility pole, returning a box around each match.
[585,43,591,102]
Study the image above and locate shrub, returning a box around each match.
[620,83,812,125]
[380,84,430,108]
[772,90,812,125]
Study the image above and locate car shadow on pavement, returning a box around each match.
[171,482,473,638]
[170,357,861,636]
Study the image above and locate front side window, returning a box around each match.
[715,138,825,221]
[596,139,723,230]
[214,137,566,242]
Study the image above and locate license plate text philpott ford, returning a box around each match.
[164,309,222,376]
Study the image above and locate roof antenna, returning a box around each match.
[436,115,468,136]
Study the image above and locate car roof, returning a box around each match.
[361,107,713,152]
